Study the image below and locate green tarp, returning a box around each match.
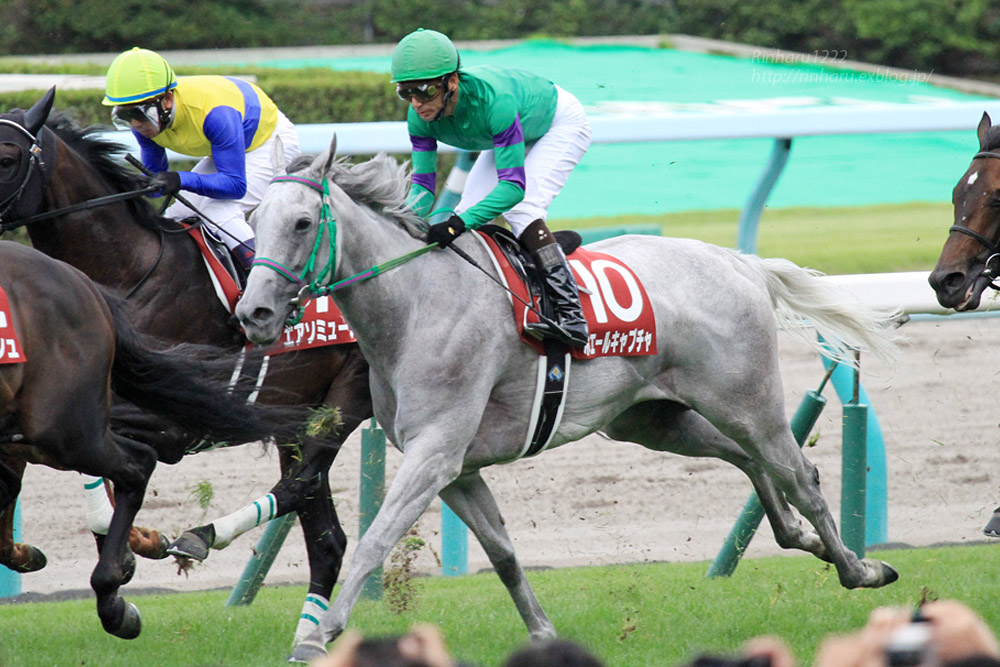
[246,41,991,219]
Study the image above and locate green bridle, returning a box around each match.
[252,174,438,324]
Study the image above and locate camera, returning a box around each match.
[885,621,937,667]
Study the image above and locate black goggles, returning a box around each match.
[396,78,446,103]
[110,100,161,130]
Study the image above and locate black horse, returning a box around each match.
[928,110,1000,537]
[0,88,373,647]
[0,240,307,637]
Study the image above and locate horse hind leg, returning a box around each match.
[438,472,556,641]
[82,475,169,563]
[689,393,897,590]
[603,401,828,560]
[0,456,47,573]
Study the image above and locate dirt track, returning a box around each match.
[10,315,1000,601]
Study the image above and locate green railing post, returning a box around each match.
[359,418,385,600]
[707,368,833,578]
[226,512,297,606]
[441,503,468,576]
[841,353,867,559]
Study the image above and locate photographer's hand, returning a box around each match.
[921,600,1000,663]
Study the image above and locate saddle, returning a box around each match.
[477,223,582,330]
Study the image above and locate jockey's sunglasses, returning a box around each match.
[110,100,161,130]
[396,77,447,103]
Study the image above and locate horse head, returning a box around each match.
[238,134,340,344]
[929,112,1000,310]
[0,87,54,226]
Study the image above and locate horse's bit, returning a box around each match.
[948,150,1000,287]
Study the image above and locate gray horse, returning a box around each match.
[237,137,900,662]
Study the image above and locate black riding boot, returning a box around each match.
[521,220,589,348]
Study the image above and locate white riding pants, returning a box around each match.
[456,86,592,237]
[166,111,300,251]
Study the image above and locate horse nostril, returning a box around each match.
[251,306,274,323]
[940,272,968,291]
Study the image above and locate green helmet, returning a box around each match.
[102,47,177,106]
[391,29,459,83]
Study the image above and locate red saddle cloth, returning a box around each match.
[185,226,356,355]
[477,232,657,360]
[0,286,26,364]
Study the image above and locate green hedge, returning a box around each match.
[2,67,404,126]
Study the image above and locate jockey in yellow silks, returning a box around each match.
[103,47,300,272]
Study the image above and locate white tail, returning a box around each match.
[735,252,901,366]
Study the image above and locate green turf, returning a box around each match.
[555,201,953,275]
[1,543,996,666]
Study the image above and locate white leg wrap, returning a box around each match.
[82,474,114,535]
[293,594,329,646]
[211,493,277,550]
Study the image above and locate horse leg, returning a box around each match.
[690,383,896,590]
[984,506,1000,537]
[290,434,465,663]
[0,456,46,573]
[603,401,829,560]
[82,474,169,561]
[86,433,158,640]
[438,471,557,640]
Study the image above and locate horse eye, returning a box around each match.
[0,157,14,169]
[294,217,312,231]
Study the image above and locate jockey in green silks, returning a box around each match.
[392,29,592,349]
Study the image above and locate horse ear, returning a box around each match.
[978,111,992,151]
[322,134,338,174]
[270,136,287,177]
[309,133,338,178]
[24,86,56,135]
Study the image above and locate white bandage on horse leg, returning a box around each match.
[82,474,114,535]
[210,493,278,550]
[293,594,329,646]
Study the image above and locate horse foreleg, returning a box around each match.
[89,434,158,640]
[0,456,47,573]
[439,472,556,640]
[290,436,463,663]
[984,506,1000,537]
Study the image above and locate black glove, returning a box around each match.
[149,171,181,198]
[427,215,466,248]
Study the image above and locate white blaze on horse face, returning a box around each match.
[968,171,979,186]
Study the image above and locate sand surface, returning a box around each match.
[8,315,999,601]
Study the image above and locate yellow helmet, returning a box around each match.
[103,47,177,106]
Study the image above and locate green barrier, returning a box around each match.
[226,512,297,606]
[359,418,385,600]
[577,224,661,245]
[840,356,868,559]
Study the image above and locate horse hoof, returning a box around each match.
[879,560,900,586]
[287,640,327,663]
[166,526,212,561]
[10,544,47,573]
[983,515,1000,537]
[112,601,142,640]
[130,527,171,560]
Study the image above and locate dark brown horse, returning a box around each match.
[0,89,373,647]
[0,240,307,637]
[928,110,1000,537]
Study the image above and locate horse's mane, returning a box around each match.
[291,152,429,239]
[44,112,163,231]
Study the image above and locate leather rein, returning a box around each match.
[948,150,1000,289]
